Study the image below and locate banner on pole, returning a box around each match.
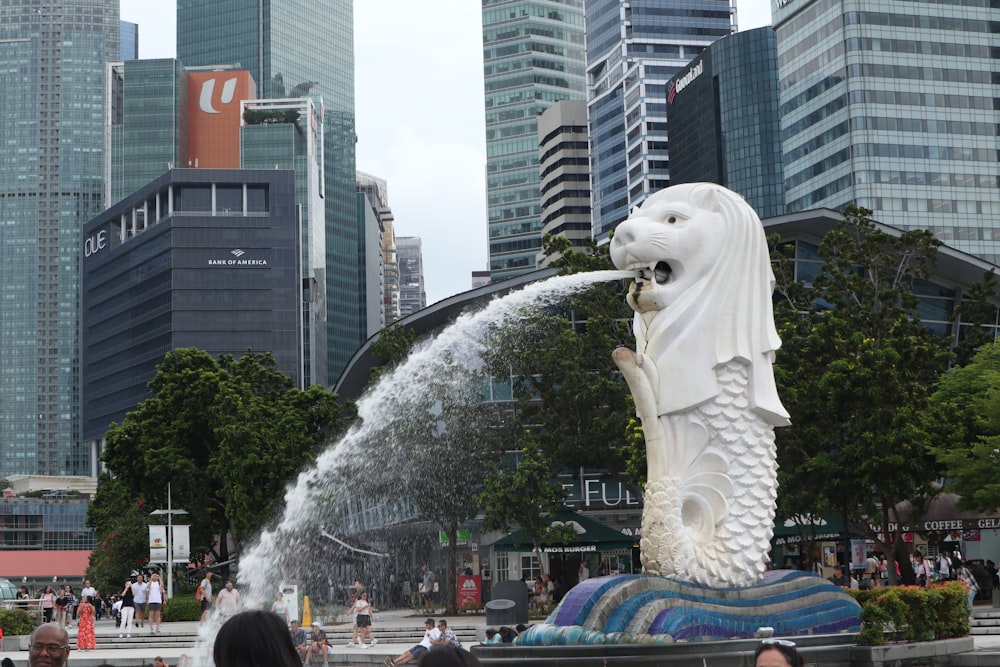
[149,525,167,563]
[172,525,190,560]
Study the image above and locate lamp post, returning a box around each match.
[151,483,188,600]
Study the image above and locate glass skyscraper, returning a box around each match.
[586,0,734,238]
[177,0,359,384]
[482,0,587,279]
[667,27,785,219]
[0,0,120,477]
[774,0,1000,261]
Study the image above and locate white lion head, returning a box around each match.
[610,183,789,426]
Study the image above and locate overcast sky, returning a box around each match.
[120,1,773,305]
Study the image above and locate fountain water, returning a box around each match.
[236,269,634,603]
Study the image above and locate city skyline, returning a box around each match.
[121,0,774,304]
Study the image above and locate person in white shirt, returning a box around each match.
[215,580,241,619]
[146,573,166,634]
[383,618,439,666]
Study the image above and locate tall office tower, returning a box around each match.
[177,0,359,383]
[396,237,427,318]
[537,100,592,267]
[666,27,785,219]
[120,21,138,61]
[243,98,327,387]
[586,0,734,239]
[355,178,386,338]
[0,1,120,477]
[482,0,587,280]
[774,1,1000,260]
[357,172,400,325]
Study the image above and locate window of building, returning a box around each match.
[247,185,269,213]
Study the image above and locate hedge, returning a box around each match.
[0,608,38,637]
[163,594,203,622]
[850,581,970,645]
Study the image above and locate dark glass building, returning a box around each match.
[81,169,301,442]
[177,0,359,384]
[667,27,785,219]
[586,0,734,239]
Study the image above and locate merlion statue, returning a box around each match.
[610,183,790,588]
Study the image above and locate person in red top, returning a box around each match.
[76,596,96,650]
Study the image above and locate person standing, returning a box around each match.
[27,623,71,667]
[147,572,166,634]
[271,591,288,623]
[119,579,136,638]
[956,558,981,608]
[76,596,96,650]
[579,561,590,583]
[59,586,76,628]
[80,580,96,604]
[352,590,376,648]
[216,580,241,619]
[938,551,953,581]
[420,566,435,608]
[39,585,56,624]
[132,574,149,629]
[198,572,214,622]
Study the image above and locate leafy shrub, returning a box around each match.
[163,594,202,622]
[0,608,37,637]
[850,581,969,645]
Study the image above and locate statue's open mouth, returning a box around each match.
[636,261,673,285]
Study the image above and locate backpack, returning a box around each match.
[195,585,204,602]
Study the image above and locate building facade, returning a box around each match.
[586,0,734,239]
[0,0,120,478]
[396,237,427,319]
[773,0,1000,261]
[81,169,301,444]
[482,0,587,279]
[537,100,592,267]
[666,27,785,219]
[120,20,138,61]
[177,0,360,383]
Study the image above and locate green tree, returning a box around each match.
[481,235,634,477]
[771,206,952,582]
[476,437,576,573]
[928,343,1000,511]
[85,475,151,592]
[92,348,353,581]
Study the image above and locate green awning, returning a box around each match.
[489,510,635,553]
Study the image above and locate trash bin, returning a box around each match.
[491,580,530,625]
[485,598,516,626]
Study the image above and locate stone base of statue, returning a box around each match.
[515,570,860,645]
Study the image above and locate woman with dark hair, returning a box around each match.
[39,585,56,623]
[754,638,804,667]
[214,610,301,667]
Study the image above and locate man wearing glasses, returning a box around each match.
[28,624,70,667]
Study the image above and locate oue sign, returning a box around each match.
[84,230,107,257]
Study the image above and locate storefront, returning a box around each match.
[488,510,637,595]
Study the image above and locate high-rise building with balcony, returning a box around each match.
[482,0,587,280]
[0,0,120,477]
[774,0,1000,261]
[177,0,359,382]
[586,0,734,238]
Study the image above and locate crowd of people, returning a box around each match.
[826,549,997,607]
